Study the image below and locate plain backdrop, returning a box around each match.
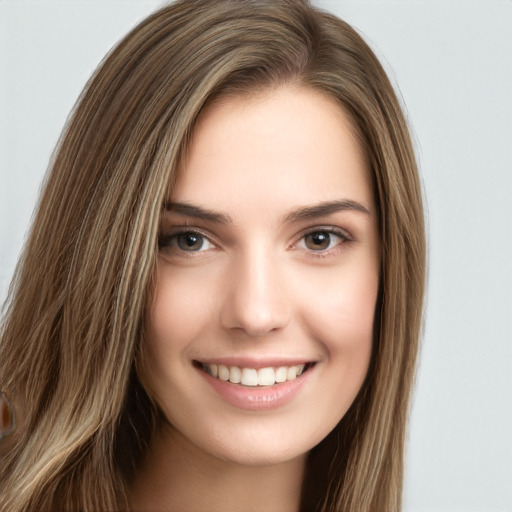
[1,1,511,511]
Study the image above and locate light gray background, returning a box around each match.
[1,1,511,511]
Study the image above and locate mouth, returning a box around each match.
[193,361,315,387]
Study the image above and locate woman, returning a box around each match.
[0,1,426,511]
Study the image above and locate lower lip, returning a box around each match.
[197,366,313,411]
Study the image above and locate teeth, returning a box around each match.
[257,367,275,386]
[287,366,297,381]
[229,366,241,384]
[203,363,309,387]
[218,364,230,381]
[241,368,258,386]
[275,366,287,383]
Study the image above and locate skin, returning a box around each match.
[131,86,380,512]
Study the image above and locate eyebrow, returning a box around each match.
[164,199,371,225]
[283,199,372,223]
[163,202,233,224]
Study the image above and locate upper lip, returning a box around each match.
[194,357,316,369]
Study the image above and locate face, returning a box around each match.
[141,86,380,467]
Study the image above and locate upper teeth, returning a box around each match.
[203,363,306,386]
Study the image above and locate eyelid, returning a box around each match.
[297,225,352,241]
[159,220,215,239]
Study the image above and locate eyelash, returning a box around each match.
[158,225,352,257]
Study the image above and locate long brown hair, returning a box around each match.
[0,1,425,510]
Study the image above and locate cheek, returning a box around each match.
[330,276,378,344]
[299,260,378,402]
[300,257,379,347]
[140,267,215,402]
[148,266,218,352]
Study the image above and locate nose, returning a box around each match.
[219,247,291,337]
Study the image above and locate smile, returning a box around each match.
[195,362,313,387]
[194,359,315,411]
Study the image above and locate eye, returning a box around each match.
[297,229,349,252]
[159,230,215,253]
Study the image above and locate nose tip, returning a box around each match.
[232,301,288,337]
[219,256,291,337]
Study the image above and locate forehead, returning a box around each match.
[171,86,374,218]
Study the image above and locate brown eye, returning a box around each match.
[304,231,332,251]
[176,232,205,251]
[158,229,215,254]
[300,229,349,253]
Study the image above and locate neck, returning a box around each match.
[129,422,306,512]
